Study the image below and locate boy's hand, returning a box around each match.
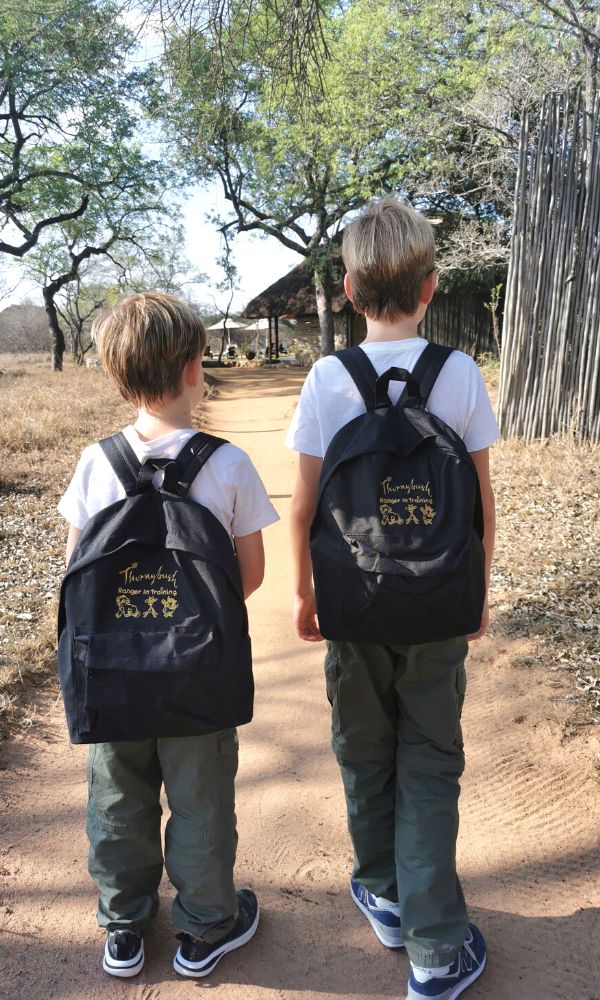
[293,592,324,642]
[467,595,489,642]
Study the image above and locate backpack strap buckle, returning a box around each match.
[134,458,184,496]
[99,431,229,499]
[161,460,183,495]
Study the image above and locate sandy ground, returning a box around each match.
[1,367,599,1000]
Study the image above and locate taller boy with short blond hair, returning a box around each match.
[287,198,498,1000]
[59,291,278,980]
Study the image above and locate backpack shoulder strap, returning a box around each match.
[174,432,229,495]
[335,347,378,411]
[400,342,453,406]
[99,431,141,496]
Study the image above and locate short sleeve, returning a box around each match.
[284,368,323,456]
[462,362,501,452]
[231,455,280,537]
[57,451,93,529]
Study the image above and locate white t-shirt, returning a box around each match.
[285,338,500,456]
[58,425,280,539]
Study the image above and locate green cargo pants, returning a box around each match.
[86,729,239,940]
[325,636,469,968]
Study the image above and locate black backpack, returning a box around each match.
[57,431,253,744]
[310,343,485,645]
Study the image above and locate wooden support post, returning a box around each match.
[268,316,273,360]
[275,315,279,360]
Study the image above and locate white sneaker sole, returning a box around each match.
[351,888,404,949]
[173,902,260,978]
[102,940,144,978]
[406,953,487,1000]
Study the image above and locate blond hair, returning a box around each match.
[342,198,435,320]
[94,292,207,406]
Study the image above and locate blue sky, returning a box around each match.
[181,186,299,312]
[1,183,299,315]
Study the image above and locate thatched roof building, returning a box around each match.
[242,254,365,362]
[242,250,502,364]
[243,259,348,318]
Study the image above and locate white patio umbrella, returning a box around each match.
[206,317,248,352]
[206,317,248,331]
[242,318,270,331]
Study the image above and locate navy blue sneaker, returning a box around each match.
[173,889,259,978]
[102,929,144,978]
[350,878,403,948]
[407,923,486,1000]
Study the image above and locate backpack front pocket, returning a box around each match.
[73,617,219,736]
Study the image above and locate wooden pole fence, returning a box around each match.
[499,90,600,442]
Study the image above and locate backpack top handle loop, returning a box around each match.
[375,367,421,408]
[136,459,162,492]
[99,432,229,499]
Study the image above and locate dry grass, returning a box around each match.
[479,353,599,725]
[0,352,598,741]
[491,435,599,722]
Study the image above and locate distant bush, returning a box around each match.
[0,304,48,352]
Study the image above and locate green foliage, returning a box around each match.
[484,283,503,315]
[0,0,199,364]
[160,0,588,262]
[0,0,166,259]
[155,1,596,354]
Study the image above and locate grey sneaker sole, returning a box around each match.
[406,953,487,1000]
[173,902,260,978]
[351,889,404,948]
[102,940,144,978]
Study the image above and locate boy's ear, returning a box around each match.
[343,272,354,303]
[420,269,438,305]
[183,354,203,388]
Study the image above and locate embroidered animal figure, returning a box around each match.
[115,594,141,619]
[420,504,436,525]
[380,503,404,525]
[161,596,179,618]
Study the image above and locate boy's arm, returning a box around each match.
[290,453,323,642]
[65,525,82,567]
[468,447,495,641]
[235,530,265,599]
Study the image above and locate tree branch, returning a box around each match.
[0,195,90,257]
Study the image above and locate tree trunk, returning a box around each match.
[44,287,66,371]
[314,267,335,357]
[583,16,600,112]
[73,326,86,365]
[491,311,501,359]
[217,328,227,364]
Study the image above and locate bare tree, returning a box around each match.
[57,276,107,365]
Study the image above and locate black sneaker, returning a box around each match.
[102,928,144,978]
[173,889,259,978]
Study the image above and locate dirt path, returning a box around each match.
[1,368,599,1000]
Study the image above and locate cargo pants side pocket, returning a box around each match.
[324,643,342,740]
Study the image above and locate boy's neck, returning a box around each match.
[362,314,422,344]
[133,399,193,441]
